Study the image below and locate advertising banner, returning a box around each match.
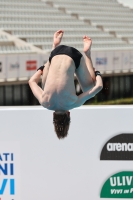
[122,51,130,72]
[6,55,19,79]
[26,54,39,77]
[0,106,133,200]
[0,55,6,80]
[113,51,122,73]
[130,51,133,72]
[105,51,114,74]
[95,51,107,73]
[19,54,32,79]
[0,142,20,200]
[0,50,133,81]
[100,171,133,198]
[100,133,133,160]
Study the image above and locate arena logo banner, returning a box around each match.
[96,57,107,65]
[100,171,133,198]
[100,134,133,160]
[26,60,37,70]
[0,142,20,200]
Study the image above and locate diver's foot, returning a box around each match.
[83,35,92,56]
[53,30,64,48]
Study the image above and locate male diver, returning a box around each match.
[29,30,103,139]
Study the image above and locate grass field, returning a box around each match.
[86,97,133,105]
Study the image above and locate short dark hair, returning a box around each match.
[53,112,70,139]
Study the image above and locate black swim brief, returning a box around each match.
[49,45,82,69]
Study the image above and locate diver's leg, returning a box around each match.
[52,29,64,50]
[75,36,96,92]
[42,30,64,88]
[83,35,96,82]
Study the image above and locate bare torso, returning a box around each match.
[41,55,78,110]
[29,32,99,111]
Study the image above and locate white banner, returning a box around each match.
[39,53,49,67]
[0,55,6,80]
[26,54,39,77]
[6,55,19,79]
[130,51,133,72]
[19,54,35,79]
[105,51,114,73]
[113,50,122,73]
[95,51,108,73]
[0,106,133,200]
[1,50,133,81]
[122,51,130,72]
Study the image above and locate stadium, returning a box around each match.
[0,0,133,105]
[0,1,133,200]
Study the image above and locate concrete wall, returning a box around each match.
[0,106,133,200]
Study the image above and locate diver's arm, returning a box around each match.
[74,75,103,108]
[28,70,43,104]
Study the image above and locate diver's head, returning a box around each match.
[53,111,70,139]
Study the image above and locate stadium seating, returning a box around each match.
[48,0,133,48]
[0,31,37,54]
[0,0,133,53]
[0,45,32,54]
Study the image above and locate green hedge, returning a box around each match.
[86,97,133,105]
